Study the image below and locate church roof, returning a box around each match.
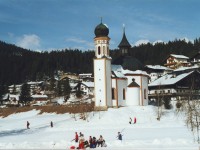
[94,20,109,37]
[128,80,140,87]
[118,28,131,49]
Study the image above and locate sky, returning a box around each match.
[0,0,200,51]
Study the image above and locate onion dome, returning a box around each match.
[94,21,109,37]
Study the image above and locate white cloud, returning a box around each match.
[65,37,93,50]
[152,40,164,45]
[134,39,150,46]
[180,37,193,43]
[16,34,40,50]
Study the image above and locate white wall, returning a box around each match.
[117,79,127,106]
[94,59,112,107]
[126,87,140,106]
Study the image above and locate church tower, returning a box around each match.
[93,20,112,107]
[118,25,131,56]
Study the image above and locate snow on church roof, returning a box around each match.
[149,71,194,87]
[122,69,149,76]
[111,65,123,72]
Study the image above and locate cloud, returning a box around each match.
[16,34,40,50]
[134,39,150,46]
[152,40,164,45]
[65,37,93,50]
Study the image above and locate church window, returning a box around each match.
[112,88,115,99]
[98,46,101,55]
[123,88,126,100]
[144,89,146,99]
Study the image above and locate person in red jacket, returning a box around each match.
[134,117,137,124]
[78,139,84,149]
[75,132,79,143]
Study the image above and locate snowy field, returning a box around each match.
[0,105,199,150]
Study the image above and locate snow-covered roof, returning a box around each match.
[79,73,92,76]
[112,71,126,78]
[173,65,199,72]
[9,94,19,100]
[31,95,48,98]
[123,69,149,76]
[111,65,123,72]
[170,54,189,59]
[149,71,193,87]
[146,65,172,70]
[27,81,43,85]
[82,82,94,88]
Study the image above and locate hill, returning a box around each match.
[1,38,200,85]
[0,105,198,149]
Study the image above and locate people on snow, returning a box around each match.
[27,121,30,129]
[117,132,122,141]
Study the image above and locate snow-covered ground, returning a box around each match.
[0,106,199,149]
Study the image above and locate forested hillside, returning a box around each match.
[0,38,200,86]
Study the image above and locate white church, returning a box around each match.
[93,20,149,108]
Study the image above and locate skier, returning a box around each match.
[129,117,132,124]
[117,132,122,141]
[50,121,53,128]
[75,132,79,143]
[27,121,30,129]
[134,117,137,124]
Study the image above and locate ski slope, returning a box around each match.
[0,106,199,149]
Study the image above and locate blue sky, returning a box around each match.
[0,0,200,51]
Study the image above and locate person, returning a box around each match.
[50,121,53,128]
[97,135,104,147]
[79,132,83,137]
[75,132,79,143]
[91,136,97,148]
[27,121,30,129]
[89,136,93,148]
[117,132,122,141]
[78,139,84,149]
[129,117,132,124]
[134,117,137,124]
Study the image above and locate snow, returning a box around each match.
[82,82,94,88]
[146,65,172,70]
[149,71,193,87]
[173,65,199,72]
[170,54,189,59]
[0,105,198,149]
[123,69,149,76]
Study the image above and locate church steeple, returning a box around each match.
[94,19,110,58]
[118,25,131,56]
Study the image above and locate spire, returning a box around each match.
[118,25,131,49]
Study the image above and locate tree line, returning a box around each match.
[0,38,200,87]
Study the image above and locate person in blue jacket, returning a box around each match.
[117,132,122,141]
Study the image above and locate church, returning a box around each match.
[93,20,148,108]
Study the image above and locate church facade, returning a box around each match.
[93,21,148,108]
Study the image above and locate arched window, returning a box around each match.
[107,46,109,56]
[98,46,101,55]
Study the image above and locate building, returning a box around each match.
[164,54,190,69]
[111,65,149,107]
[93,21,148,108]
[144,65,172,83]
[190,51,200,67]
[93,20,112,107]
[148,70,200,104]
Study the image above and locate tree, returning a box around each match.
[62,78,71,102]
[19,83,32,106]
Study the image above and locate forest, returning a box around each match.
[0,38,200,86]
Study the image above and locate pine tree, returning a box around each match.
[62,78,71,101]
[19,83,32,106]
